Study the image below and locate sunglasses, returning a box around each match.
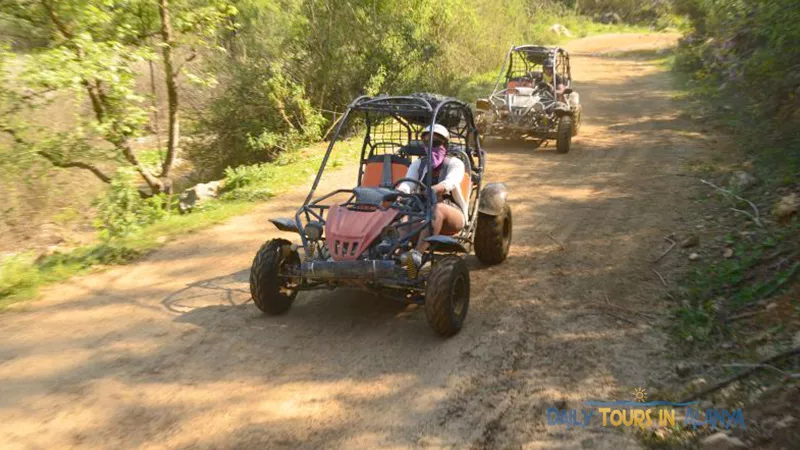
[422,134,447,147]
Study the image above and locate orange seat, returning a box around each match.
[361,154,410,188]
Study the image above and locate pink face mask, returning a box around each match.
[431,144,447,169]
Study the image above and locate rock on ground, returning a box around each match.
[772,193,798,220]
[550,23,573,37]
[179,180,223,212]
[700,432,747,450]
[729,171,757,190]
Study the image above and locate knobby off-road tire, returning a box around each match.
[474,204,512,265]
[572,108,582,137]
[250,238,300,315]
[556,115,573,154]
[425,256,470,337]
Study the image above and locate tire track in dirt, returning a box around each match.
[0,33,713,449]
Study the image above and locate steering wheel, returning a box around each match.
[392,177,426,192]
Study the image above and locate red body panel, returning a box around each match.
[325,204,399,261]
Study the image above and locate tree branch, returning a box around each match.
[1,125,112,183]
[40,0,73,39]
[38,152,112,183]
[680,347,800,402]
[172,47,197,77]
[700,179,764,228]
[117,139,164,192]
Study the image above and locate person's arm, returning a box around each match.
[397,159,421,194]
[434,158,464,195]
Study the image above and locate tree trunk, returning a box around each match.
[148,58,163,155]
[158,0,179,186]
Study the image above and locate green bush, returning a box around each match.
[0,255,40,301]
[579,0,674,24]
[187,62,325,178]
[94,169,170,239]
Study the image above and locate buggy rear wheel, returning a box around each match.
[250,239,300,315]
[474,204,512,265]
[556,116,573,154]
[425,256,470,336]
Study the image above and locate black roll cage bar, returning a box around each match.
[293,95,484,258]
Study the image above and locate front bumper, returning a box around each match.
[300,259,404,280]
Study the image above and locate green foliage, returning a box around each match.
[188,61,325,176]
[579,0,674,24]
[674,0,800,126]
[220,138,360,201]
[0,255,41,302]
[0,0,237,192]
[94,169,170,239]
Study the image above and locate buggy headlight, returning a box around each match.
[305,222,323,241]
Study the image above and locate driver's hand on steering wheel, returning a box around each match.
[432,183,447,201]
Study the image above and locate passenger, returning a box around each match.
[397,124,467,250]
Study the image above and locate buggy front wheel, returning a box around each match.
[250,239,300,315]
[556,116,573,154]
[425,256,470,336]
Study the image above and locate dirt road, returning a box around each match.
[0,33,711,449]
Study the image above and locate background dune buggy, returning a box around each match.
[475,45,582,153]
[249,93,512,336]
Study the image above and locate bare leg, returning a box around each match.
[417,203,464,251]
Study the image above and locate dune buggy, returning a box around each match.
[249,93,512,336]
[475,45,582,153]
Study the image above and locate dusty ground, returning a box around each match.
[0,33,714,449]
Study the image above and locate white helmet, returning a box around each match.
[421,124,450,142]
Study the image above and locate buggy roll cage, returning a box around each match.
[293,95,485,257]
[490,45,572,97]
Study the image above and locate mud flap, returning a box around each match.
[478,183,509,216]
[425,235,468,253]
[270,218,300,233]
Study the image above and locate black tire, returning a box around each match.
[425,256,470,336]
[474,204,512,265]
[572,108,582,137]
[556,115,573,153]
[249,238,300,315]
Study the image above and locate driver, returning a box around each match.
[539,58,567,100]
[397,124,467,250]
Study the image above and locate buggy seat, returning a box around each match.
[361,153,410,188]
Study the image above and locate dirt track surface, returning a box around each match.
[0,33,710,449]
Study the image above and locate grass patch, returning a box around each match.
[0,138,361,310]
[220,139,361,201]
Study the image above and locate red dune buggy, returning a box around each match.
[249,93,512,336]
